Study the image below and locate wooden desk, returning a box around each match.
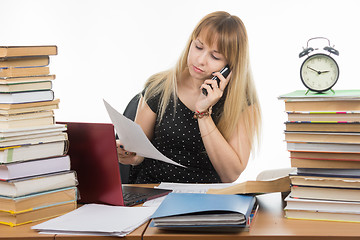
[0,221,55,240]
[4,188,360,240]
[143,192,360,240]
[0,218,146,240]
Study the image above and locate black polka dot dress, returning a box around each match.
[132,92,223,184]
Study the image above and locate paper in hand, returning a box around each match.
[103,99,184,168]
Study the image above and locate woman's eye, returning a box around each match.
[195,45,203,50]
[212,55,220,60]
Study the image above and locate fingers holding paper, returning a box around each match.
[116,140,144,166]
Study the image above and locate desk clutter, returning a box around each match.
[0,46,77,227]
[31,190,257,236]
[279,90,360,222]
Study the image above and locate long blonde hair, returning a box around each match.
[143,11,261,149]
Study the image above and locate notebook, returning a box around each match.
[57,121,171,206]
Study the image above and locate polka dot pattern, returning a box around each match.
[133,94,222,183]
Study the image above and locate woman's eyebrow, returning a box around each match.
[196,39,203,45]
[196,38,221,54]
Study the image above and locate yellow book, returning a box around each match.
[0,187,77,214]
[0,201,76,227]
[0,46,57,58]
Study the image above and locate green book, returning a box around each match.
[279,90,360,101]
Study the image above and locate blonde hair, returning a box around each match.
[143,11,261,150]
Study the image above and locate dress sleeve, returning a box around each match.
[141,89,161,114]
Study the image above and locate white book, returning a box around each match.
[0,171,77,197]
[0,140,67,164]
[0,124,66,138]
[0,90,54,104]
[0,132,67,147]
[285,195,360,213]
[0,116,54,129]
[0,155,70,180]
[287,142,360,153]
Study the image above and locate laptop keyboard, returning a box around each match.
[123,192,147,202]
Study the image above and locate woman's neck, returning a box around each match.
[176,70,202,112]
[178,70,203,92]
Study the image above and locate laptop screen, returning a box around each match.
[58,122,125,206]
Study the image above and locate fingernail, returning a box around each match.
[125,151,129,155]
[120,145,124,149]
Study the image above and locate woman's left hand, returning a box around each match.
[196,71,231,112]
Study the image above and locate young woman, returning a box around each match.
[117,11,261,183]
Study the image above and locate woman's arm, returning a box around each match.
[134,95,157,140]
[117,95,157,165]
[198,105,253,183]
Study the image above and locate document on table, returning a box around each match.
[155,182,235,193]
[103,99,184,168]
[143,182,235,207]
[32,204,157,237]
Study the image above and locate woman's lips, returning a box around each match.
[193,65,204,73]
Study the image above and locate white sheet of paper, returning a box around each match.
[156,182,235,193]
[32,204,157,237]
[143,182,235,207]
[103,99,184,168]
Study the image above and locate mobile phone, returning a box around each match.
[202,65,230,96]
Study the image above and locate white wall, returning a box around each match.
[1,0,360,181]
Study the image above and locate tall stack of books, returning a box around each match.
[278,89,360,222]
[0,46,77,227]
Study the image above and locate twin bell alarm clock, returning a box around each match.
[299,37,339,93]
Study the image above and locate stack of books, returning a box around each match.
[278,90,360,222]
[0,46,77,227]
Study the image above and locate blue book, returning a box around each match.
[151,193,256,229]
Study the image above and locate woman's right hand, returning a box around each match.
[116,140,144,165]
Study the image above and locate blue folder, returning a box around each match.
[151,193,256,228]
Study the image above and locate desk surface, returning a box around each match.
[0,219,147,240]
[143,192,360,240]
[3,187,360,240]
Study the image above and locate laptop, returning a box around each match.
[58,121,171,206]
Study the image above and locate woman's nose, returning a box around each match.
[197,52,207,66]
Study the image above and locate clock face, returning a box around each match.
[300,53,339,92]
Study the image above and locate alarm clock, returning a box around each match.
[299,37,340,93]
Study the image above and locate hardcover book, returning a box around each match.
[0,187,77,214]
[0,46,57,58]
[0,155,71,180]
[0,171,77,198]
[0,90,54,104]
[0,56,49,68]
[0,201,76,227]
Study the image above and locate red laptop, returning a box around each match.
[58,122,171,206]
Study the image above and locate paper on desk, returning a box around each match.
[32,204,157,237]
[143,182,235,207]
[103,99,184,168]
[156,182,235,193]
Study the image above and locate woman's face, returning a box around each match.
[187,32,227,82]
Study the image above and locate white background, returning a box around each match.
[1,0,360,181]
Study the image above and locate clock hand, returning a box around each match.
[320,70,330,73]
[307,66,321,74]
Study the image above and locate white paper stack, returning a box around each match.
[32,204,157,237]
